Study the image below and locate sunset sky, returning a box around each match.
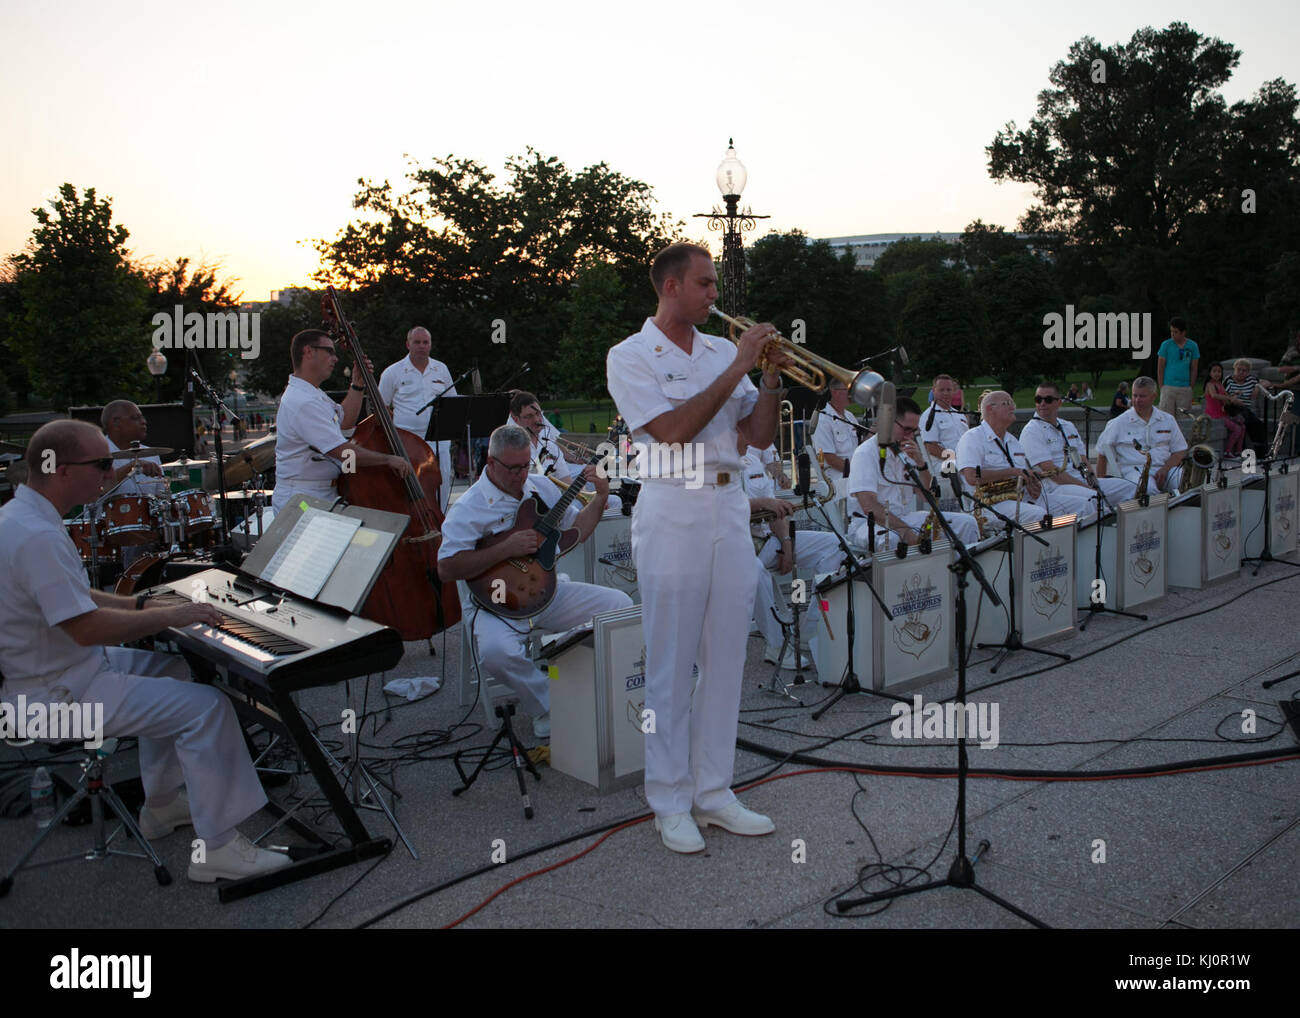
[2,0,1295,301]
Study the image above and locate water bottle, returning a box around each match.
[30,766,55,828]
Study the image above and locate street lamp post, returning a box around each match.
[693,139,769,317]
[146,349,167,404]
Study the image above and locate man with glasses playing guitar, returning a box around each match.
[437,424,630,740]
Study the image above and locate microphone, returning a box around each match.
[875,382,897,460]
[796,450,811,498]
[807,408,821,440]
[949,470,965,506]
[926,400,938,431]
[897,345,909,367]
[1067,444,1083,472]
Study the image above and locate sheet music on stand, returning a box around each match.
[262,508,362,599]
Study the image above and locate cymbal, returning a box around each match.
[222,434,276,486]
[111,445,173,460]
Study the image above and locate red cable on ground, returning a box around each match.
[441,754,1299,928]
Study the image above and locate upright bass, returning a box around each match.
[321,288,461,639]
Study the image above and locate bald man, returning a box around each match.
[101,400,166,498]
[378,327,458,509]
[0,420,290,882]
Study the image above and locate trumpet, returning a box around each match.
[709,305,885,407]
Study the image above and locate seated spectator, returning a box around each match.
[1109,381,1130,419]
[1066,383,1080,401]
[1222,359,1268,452]
[1081,383,1093,401]
[1204,363,1245,456]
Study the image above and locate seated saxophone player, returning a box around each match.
[743,437,845,571]
[846,397,980,551]
[955,391,1052,528]
[1094,376,1186,494]
[1019,382,1136,513]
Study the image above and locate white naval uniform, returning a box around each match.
[1096,406,1187,494]
[438,472,630,717]
[607,318,759,817]
[0,486,266,843]
[846,436,979,550]
[920,403,970,512]
[378,353,457,510]
[271,375,349,511]
[812,407,861,502]
[1019,415,1136,512]
[955,422,1048,528]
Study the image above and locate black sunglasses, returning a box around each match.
[309,345,338,355]
[64,457,115,471]
[1034,395,1060,404]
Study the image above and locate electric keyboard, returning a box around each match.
[147,567,403,693]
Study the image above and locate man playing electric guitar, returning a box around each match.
[437,424,631,739]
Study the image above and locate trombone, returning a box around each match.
[709,305,885,408]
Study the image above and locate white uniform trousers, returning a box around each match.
[1043,476,1136,513]
[471,580,632,717]
[84,648,265,843]
[1114,462,1183,495]
[756,528,845,577]
[847,510,979,551]
[1034,485,1098,520]
[633,480,755,816]
[433,439,453,511]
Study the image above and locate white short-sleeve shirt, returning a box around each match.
[812,408,861,481]
[741,446,778,501]
[377,354,456,443]
[1096,407,1187,472]
[273,375,351,508]
[920,404,970,455]
[605,319,758,477]
[438,471,579,562]
[0,485,103,686]
[847,435,921,516]
[1020,415,1086,483]
[956,421,1032,492]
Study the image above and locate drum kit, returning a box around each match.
[62,444,221,586]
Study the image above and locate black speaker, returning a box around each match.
[69,403,193,459]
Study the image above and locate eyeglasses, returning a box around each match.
[309,345,338,356]
[1033,395,1060,404]
[491,457,531,476]
[64,457,115,471]
[897,424,920,435]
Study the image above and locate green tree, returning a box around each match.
[141,257,244,401]
[8,184,149,410]
[988,22,1300,358]
[315,149,682,395]
[895,269,989,385]
[957,221,1031,270]
[972,253,1064,392]
[871,236,956,278]
[555,261,633,401]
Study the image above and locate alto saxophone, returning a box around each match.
[1134,441,1153,501]
[1177,409,1214,493]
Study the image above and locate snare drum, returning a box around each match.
[103,495,159,546]
[173,489,216,534]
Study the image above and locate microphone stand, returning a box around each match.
[1062,396,1103,461]
[835,454,1046,927]
[1240,454,1300,576]
[188,365,239,564]
[1075,458,1146,631]
[970,489,1067,672]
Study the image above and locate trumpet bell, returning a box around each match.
[849,368,886,408]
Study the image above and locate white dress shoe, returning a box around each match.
[654,812,706,853]
[137,790,192,840]
[188,832,292,883]
[764,646,813,670]
[692,801,775,836]
[533,712,551,739]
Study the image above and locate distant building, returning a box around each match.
[816,231,1042,269]
[240,286,316,312]
[816,232,962,269]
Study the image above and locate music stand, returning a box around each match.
[429,394,511,486]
